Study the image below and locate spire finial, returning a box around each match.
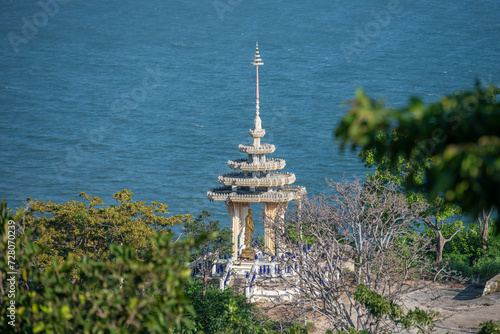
[249,43,264,146]
[251,42,264,67]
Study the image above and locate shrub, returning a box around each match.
[1,216,199,333]
[441,222,483,265]
[183,282,258,333]
[443,221,500,280]
[446,258,473,277]
[472,257,500,280]
[478,320,500,334]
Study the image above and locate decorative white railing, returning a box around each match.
[228,158,286,171]
[245,262,258,298]
[238,143,275,154]
[218,172,296,187]
[220,258,233,291]
[249,128,265,138]
[207,186,306,203]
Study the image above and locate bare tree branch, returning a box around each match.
[260,178,443,332]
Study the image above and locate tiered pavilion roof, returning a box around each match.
[207,43,305,258]
[207,43,305,204]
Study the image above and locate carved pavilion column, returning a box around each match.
[239,203,250,256]
[226,201,250,258]
[263,202,287,256]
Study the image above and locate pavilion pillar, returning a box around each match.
[263,202,287,256]
[226,202,250,258]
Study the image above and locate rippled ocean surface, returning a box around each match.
[1,0,499,235]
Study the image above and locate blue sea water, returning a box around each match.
[1,0,499,235]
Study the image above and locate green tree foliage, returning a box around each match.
[2,194,314,333]
[21,190,191,278]
[0,200,11,225]
[183,280,317,333]
[439,221,500,279]
[358,130,462,264]
[0,206,199,333]
[183,282,259,333]
[183,210,232,297]
[184,211,232,261]
[436,221,483,264]
[335,330,369,334]
[336,84,500,230]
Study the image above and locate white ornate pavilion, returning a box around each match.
[207,43,306,259]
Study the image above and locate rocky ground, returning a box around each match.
[259,282,500,333]
[401,283,500,333]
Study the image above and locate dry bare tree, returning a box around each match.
[263,178,440,333]
[477,206,494,251]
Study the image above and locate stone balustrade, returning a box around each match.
[207,186,306,203]
[228,158,286,171]
[218,172,296,187]
[238,143,275,154]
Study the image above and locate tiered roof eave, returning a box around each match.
[238,143,275,154]
[207,185,306,203]
[218,172,296,187]
[227,158,286,171]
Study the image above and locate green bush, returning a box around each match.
[446,258,473,277]
[353,284,436,333]
[184,281,318,333]
[472,257,500,280]
[2,199,321,334]
[262,320,316,334]
[183,282,259,333]
[336,329,369,334]
[441,222,483,265]
[441,221,500,280]
[1,216,199,333]
[478,320,500,334]
[446,252,500,280]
